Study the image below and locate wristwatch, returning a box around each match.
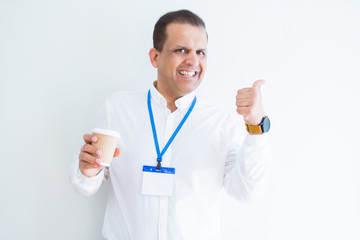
[245,116,270,134]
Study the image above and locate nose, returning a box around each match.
[184,51,199,66]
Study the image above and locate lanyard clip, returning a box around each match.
[156,158,162,171]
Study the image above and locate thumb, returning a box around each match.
[252,79,266,89]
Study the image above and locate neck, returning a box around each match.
[166,102,177,113]
[162,92,178,113]
[154,82,180,113]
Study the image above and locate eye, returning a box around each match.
[197,50,206,56]
[176,49,186,53]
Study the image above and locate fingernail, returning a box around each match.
[96,149,102,156]
[92,136,98,142]
[96,159,101,164]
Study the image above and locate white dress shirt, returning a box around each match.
[70,84,272,240]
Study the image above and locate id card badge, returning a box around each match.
[141,165,175,197]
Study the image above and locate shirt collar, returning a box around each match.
[150,81,196,110]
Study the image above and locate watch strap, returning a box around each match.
[245,116,270,134]
[246,124,263,134]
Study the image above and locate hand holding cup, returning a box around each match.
[79,129,120,177]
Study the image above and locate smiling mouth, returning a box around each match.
[178,70,198,77]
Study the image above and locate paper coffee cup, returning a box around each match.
[92,128,120,166]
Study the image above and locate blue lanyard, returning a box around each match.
[147,90,197,170]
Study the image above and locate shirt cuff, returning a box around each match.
[244,132,269,147]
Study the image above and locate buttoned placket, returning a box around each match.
[158,109,176,240]
[150,85,195,240]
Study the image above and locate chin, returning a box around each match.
[178,82,200,95]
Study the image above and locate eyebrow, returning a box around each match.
[173,45,207,51]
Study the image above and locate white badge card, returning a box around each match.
[141,165,175,197]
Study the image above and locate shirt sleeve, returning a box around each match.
[223,120,272,203]
[69,154,109,196]
[69,99,112,196]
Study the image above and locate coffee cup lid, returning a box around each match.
[92,128,121,138]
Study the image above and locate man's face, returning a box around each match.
[150,23,208,99]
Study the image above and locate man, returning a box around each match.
[70,9,272,240]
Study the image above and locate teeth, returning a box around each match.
[179,70,196,76]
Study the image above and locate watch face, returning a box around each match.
[261,116,270,133]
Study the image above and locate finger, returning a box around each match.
[236,99,254,107]
[81,160,102,170]
[236,93,252,100]
[236,88,255,100]
[79,151,99,165]
[81,144,101,157]
[236,87,252,95]
[83,134,98,144]
[79,160,104,174]
[114,148,121,157]
[252,79,266,89]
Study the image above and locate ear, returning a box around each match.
[149,48,159,68]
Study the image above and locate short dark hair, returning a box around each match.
[153,9,207,52]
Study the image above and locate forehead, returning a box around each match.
[164,23,207,49]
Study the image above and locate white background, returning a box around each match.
[1,0,359,239]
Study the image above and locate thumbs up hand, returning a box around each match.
[236,80,266,125]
